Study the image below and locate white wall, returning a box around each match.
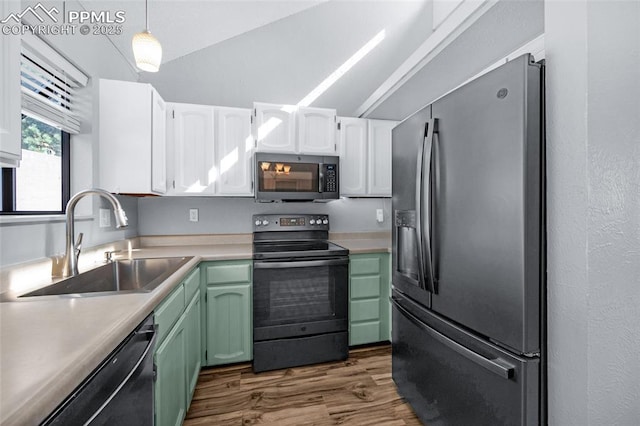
[545,1,640,424]
[370,0,545,120]
[138,197,391,236]
[140,0,432,117]
[0,0,139,267]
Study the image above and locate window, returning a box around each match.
[1,114,70,214]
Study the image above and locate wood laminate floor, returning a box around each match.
[184,345,422,425]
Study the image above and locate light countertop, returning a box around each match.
[0,233,389,425]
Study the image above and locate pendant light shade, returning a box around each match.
[132,30,162,72]
[132,0,162,72]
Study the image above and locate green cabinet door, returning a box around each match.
[154,314,187,426]
[184,290,201,406]
[349,253,391,346]
[206,283,252,366]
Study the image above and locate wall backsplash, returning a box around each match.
[137,197,392,235]
[0,195,139,268]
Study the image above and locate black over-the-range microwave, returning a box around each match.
[254,152,340,202]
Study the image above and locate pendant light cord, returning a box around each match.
[145,0,149,31]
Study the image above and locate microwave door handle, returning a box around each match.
[319,164,324,193]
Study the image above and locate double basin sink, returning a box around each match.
[19,257,193,299]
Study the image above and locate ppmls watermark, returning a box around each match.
[1,2,126,36]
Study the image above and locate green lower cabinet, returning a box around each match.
[154,267,201,426]
[203,259,253,367]
[184,290,201,406]
[154,314,187,426]
[206,283,252,365]
[349,253,391,346]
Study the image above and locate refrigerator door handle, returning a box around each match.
[415,124,427,290]
[415,119,437,293]
[391,296,515,380]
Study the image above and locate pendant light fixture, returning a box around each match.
[132,0,162,72]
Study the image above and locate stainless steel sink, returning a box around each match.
[19,257,193,298]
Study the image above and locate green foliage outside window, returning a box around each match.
[21,115,61,156]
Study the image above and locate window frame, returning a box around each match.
[1,128,70,215]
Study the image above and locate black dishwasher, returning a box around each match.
[41,314,156,425]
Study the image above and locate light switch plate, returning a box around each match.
[189,208,199,222]
[376,209,384,223]
[99,208,111,228]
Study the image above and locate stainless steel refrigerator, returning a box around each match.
[391,54,545,425]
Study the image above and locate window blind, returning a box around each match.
[20,36,88,135]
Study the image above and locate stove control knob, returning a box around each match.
[262,219,270,226]
[310,219,316,225]
[322,219,329,225]
[255,219,262,226]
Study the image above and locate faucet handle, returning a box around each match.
[75,232,84,250]
[104,250,116,263]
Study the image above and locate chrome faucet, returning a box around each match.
[63,189,128,277]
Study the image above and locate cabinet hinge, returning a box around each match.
[334,143,337,152]
[251,181,254,190]
[152,363,157,382]
[254,108,257,116]
[250,115,253,124]
[337,122,341,131]
[254,139,258,148]
[205,350,208,361]
[205,292,207,302]
[172,110,175,119]
[334,115,337,122]
[172,180,175,189]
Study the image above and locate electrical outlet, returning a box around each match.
[99,208,111,228]
[376,209,384,223]
[189,208,199,222]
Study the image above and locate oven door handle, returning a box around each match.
[254,258,348,269]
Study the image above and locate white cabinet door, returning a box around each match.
[170,103,216,195]
[253,102,296,153]
[338,117,367,196]
[367,120,396,197]
[151,89,167,193]
[216,107,253,196]
[0,17,21,168]
[99,79,156,194]
[297,107,337,154]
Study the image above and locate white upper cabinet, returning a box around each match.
[0,17,21,168]
[253,103,338,155]
[367,119,396,196]
[296,106,337,154]
[151,90,167,193]
[338,117,368,196]
[253,102,296,153]
[99,79,166,194]
[168,103,216,196]
[216,107,253,196]
[337,117,397,197]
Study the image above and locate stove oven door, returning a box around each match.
[253,257,349,341]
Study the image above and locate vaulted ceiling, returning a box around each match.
[78,0,329,66]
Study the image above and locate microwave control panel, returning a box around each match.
[324,164,337,193]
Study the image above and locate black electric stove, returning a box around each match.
[252,214,349,372]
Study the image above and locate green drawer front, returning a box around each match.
[350,256,381,275]
[350,321,381,346]
[206,262,252,285]
[351,275,381,299]
[183,268,201,304]
[351,299,380,322]
[155,284,185,345]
